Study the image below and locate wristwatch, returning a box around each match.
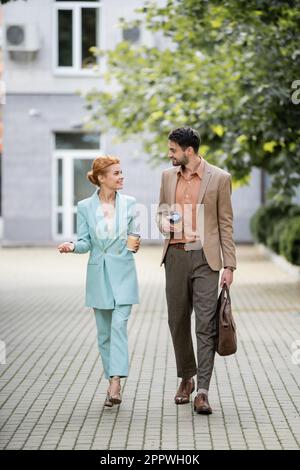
[224,266,235,271]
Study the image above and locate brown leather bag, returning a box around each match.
[216,284,237,356]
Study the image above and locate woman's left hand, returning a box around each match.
[133,239,141,253]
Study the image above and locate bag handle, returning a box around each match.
[221,283,231,303]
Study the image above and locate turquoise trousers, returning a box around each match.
[93,304,132,379]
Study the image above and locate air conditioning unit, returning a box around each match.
[5,24,40,52]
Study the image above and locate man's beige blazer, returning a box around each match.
[156,159,237,271]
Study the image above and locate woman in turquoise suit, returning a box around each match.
[58,155,140,407]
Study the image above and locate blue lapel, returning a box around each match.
[90,189,128,250]
[116,192,129,242]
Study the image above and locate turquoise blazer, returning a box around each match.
[72,188,139,309]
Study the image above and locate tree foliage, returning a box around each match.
[89,1,300,199]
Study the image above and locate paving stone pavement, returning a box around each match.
[0,245,299,450]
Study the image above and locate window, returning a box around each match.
[58,10,73,67]
[53,131,101,239]
[55,132,100,149]
[54,1,101,73]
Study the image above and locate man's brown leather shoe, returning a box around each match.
[174,378,195,404]
[194,393,212,414]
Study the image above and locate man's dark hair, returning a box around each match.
[168,127,201,153]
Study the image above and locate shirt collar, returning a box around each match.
[176,156,205,179]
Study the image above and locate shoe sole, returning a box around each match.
[175,399,189,405]
[110,397,122,405]
[104,400,113,407]
[194,406,212,415]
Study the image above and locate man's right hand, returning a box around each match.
[58,242,75,253]
[162,218,182,234]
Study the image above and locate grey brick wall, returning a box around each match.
[2,94,90,243]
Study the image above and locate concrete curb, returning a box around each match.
[257,243,300,280]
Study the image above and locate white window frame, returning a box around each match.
[53,0,103,76]
[52,132,104,240]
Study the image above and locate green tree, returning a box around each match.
[85,0,300,201]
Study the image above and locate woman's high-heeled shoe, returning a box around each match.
[108,376,122,404]
[104,385,113,407]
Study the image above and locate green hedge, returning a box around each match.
[266,218,288,254]
[279,216,300,266]
[250,202,294,245]
[250,203,300,266]
[265,205,300,254]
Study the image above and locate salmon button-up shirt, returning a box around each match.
[169,156,205,244]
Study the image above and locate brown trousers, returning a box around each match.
[164,245,219,390]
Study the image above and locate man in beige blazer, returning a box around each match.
[156,127,236,414]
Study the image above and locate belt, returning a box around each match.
[170,240,203,251]
[170,243,186,250]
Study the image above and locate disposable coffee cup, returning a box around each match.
[127,232,140,252]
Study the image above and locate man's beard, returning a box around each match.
[171,153,188,166]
